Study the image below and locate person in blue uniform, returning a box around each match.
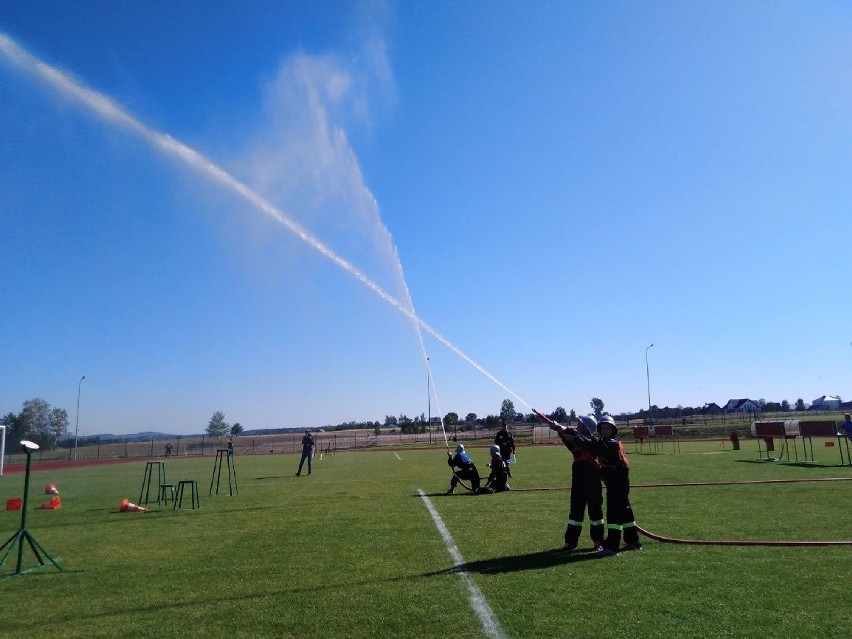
[447,444,481,494]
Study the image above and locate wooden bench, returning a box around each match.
[632,426,650,453]
[799,420,849,465]
[650,425,680,453]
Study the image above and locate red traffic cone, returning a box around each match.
[120,498,149,513]
[39,496,61,510]
[6,497,22,511]
[45,483,60,495]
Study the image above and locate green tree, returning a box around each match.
[795,398,806,411]
[230,423,244,436]
[49,407,69,440]
[444,412,459,425]
[780,399,790,412]
[2,411,22,442]
[384,415,398,426]
[484,414,500,428]
[206,411,229,437]
[568,408,577,422]
[551,407,568,423]
[19,398,60,449]
[499,399,516,424]
[590,398,605,419]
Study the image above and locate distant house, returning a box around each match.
[701,402,724,415]
[810,395,841,411]
[723,398,761,414]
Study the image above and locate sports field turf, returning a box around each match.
[1,440,850,638]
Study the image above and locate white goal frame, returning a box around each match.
[0,424,5,476]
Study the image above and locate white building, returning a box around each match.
[810,395,841,411]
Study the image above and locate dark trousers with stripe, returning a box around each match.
[602,466,639,551]
[565,462,605,546]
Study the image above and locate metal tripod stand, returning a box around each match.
[0,440,63,576]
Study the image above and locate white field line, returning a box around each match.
[417,489,505,639]
[394,452,402,460]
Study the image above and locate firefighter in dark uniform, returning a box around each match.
[568,414,641,556]
[534,410,640,557]
[495,420,516,463]
[447,444,481,494]
[483,445,510,493]
[549,414,605,551]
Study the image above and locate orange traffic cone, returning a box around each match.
[45,483,60,495]
[120,498,149,513]
[39,496,61,510]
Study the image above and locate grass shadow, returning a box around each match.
[423,548,603,576]
[775,461,844,469]
[414,491,477,498]
[733,459,842,468]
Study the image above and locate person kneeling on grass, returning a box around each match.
[482,445,511,493]
[447,444,481,494]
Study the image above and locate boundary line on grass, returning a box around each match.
[394,452,402,460]
[417,489,505,639]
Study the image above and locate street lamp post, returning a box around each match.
[427,358,431,445]
[73,375,86,461]
[645,344,654,429]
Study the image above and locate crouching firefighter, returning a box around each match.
[483,445,511,493]
[447,444,481,494]
[560,414,641,557]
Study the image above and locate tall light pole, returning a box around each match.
[645,344,654,429]
[427,358,431,445]
[73,375,86,461]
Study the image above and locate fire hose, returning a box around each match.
[518,477,852,546]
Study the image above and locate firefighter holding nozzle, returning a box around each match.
[539,412,604,551]
[534,408,641,557]
[447,444,481,494]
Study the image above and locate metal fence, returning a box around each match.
[1,411,845,465]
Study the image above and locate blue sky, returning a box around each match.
[1,2,850,436]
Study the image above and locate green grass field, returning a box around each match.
[1,441,850,638]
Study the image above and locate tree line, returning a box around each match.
[3,392,828,452]
[2,398,69,450]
